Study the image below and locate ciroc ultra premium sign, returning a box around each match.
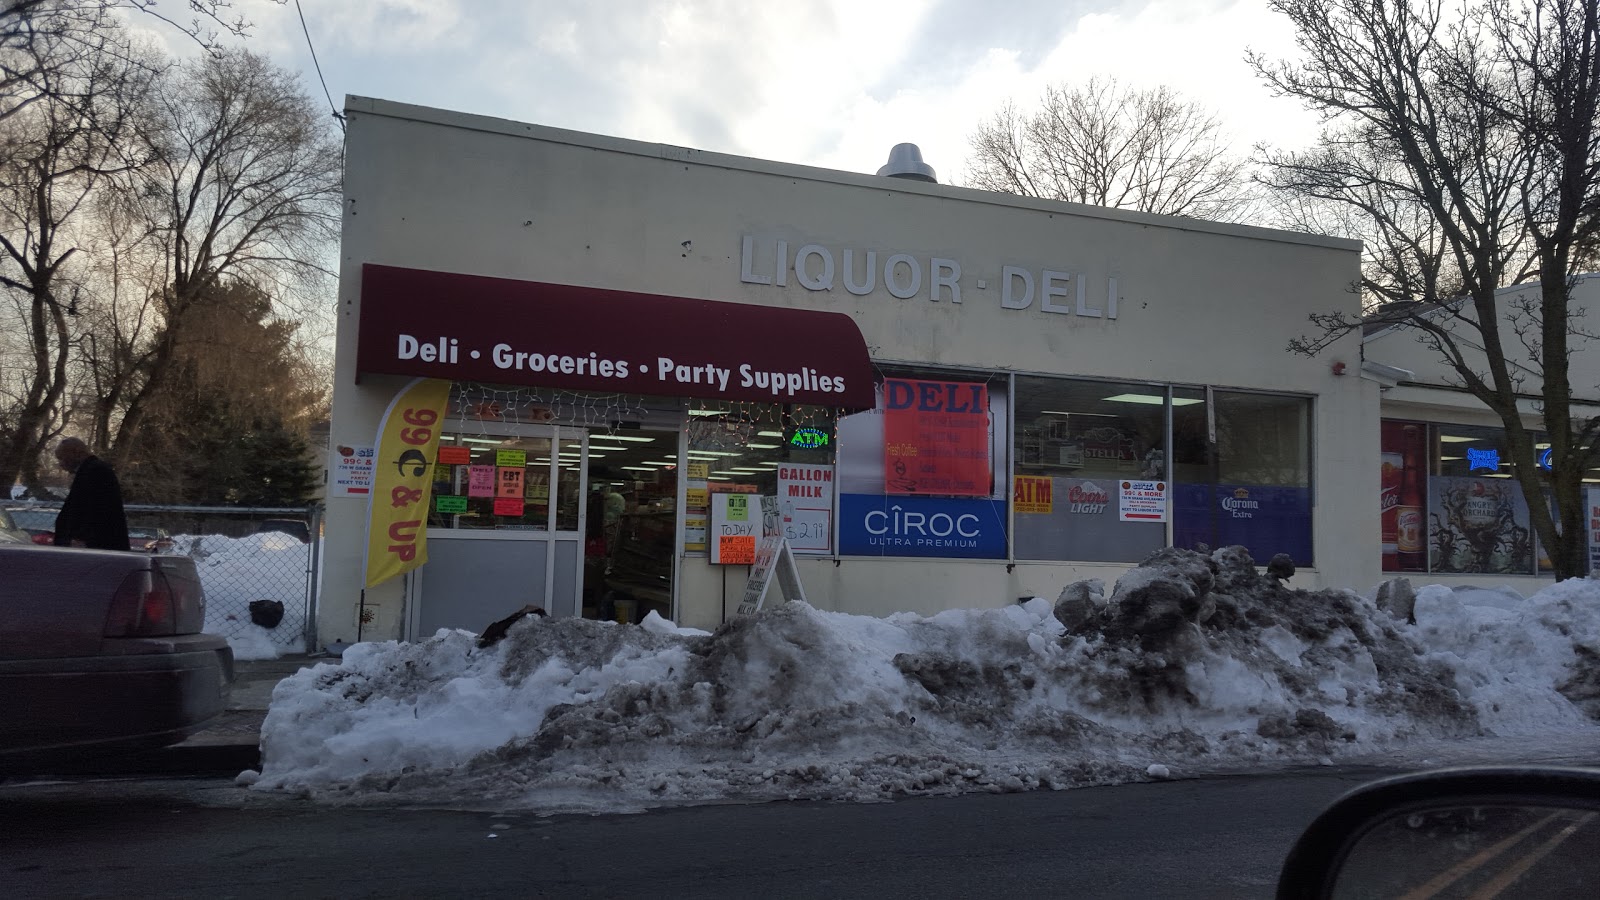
[838,494,1007,559]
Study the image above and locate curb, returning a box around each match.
[0,742,259,781]
[1,655,315,782]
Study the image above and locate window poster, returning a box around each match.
[1013,475,1053,514]
[685,516,708,552]
[496,466,524,499]
[467,465,495,498]
[1380,421,1428,571]
[883,378,990,496]
[1428,476,1533,574]
[1118,480,1168,522]
[685,461,710,552]
[778,463,834,553]
[1173,483,1313,567]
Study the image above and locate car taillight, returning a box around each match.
[30,533,51,545]
[105,570,178,637]
[155,558,205,633]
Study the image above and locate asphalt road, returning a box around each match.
[1,767,1403,899]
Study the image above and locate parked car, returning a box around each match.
[1,505,173,552]
[0,543,233,756]
[5,505,58,544]
[130,525,176,553]
[0,507,29,543]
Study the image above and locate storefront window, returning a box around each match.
[686,404,837,554]
[1175,390,1313,566]
[1427,423,1537,574]
[1011,376,1166,562]
[429,434,555,530]
[836,367,1009,559]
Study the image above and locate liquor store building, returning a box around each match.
[1365,276,1600,585]
[323,97,1373,645]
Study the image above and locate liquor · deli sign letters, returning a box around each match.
[740,235,1121,321]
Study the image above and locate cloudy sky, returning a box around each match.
[147,0,1324,186]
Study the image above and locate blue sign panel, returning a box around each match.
[839,493,1008,558]
[1173,483,1313,567]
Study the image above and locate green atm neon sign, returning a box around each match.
[789,427,830,449]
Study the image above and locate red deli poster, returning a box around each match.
[883,378,990,496]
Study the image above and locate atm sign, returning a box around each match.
[1014,476,1053,514]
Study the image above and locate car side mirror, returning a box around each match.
[1277,767,1600,899]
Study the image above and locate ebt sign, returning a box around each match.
[739,235,1120,321]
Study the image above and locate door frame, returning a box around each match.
[405,422,589,637]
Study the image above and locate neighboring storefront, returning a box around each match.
[1365,276,1600,586]
[323,97,1371,645]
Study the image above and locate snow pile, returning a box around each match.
[211,620,281,661]
[183,532,312,658]
[1412,580,1600,728]
[252,547,1600,811]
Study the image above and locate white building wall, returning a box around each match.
[1366,276,1600,405]
[328,98,1368,642]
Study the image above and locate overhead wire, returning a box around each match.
[294,0,343,130]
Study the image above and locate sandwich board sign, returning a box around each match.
[736,496,806,616]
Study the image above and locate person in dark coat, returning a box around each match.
[52,437,131,551]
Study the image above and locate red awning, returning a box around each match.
[355,264,875,410]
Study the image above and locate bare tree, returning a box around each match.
[1253,0,1600,578]
[1,1,261,123]
[0,16,153,495]
[104,47,340,464]
[965,77,1255,220]
[72,191,164,452]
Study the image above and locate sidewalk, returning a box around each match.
[168,654,326,773]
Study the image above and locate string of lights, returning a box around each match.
[443,383,846,454]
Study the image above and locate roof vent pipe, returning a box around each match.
[876,143,937,183]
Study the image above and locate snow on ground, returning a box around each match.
[183,532,316,659]
[251,547,1600,812]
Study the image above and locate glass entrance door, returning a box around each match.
[582,428,679,623]
[410,424,588,635]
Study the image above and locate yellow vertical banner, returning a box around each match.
[365,378,452,588]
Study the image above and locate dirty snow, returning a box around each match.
[252,547,1600,812]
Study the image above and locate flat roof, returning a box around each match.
[344,95,1364,255]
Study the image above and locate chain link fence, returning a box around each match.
[6,501,323,655]
[144,504,323,656]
